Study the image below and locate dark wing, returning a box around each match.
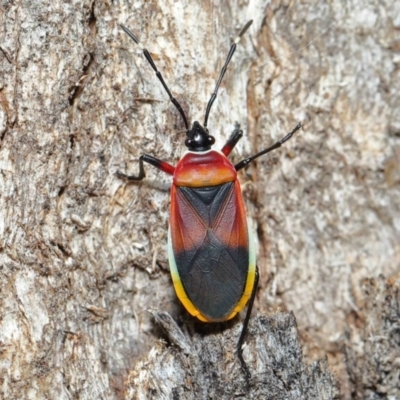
[169,181,249,321]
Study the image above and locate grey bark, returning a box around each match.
[0,0,399,399]
[345,276,400,400]
[125,311,339,399]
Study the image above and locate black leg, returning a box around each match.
[116,154,175,180]
[204,21,253,128]
[221,123,243,156]
[237,265,260,379]
[235,123,302,171]
[120,24,189,130]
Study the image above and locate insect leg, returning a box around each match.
[221,123,243,156]
[119,24,189,130]
[116,154,175,181]
[235,123,302,171]
[237,265,260,379]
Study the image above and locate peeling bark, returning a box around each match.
[126,312,340,399]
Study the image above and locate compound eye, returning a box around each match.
[185,138,193,147]
[208,136,215,145]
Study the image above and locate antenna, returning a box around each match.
[203,20,253,128]
[120,24,189,130]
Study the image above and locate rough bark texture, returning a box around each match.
[345,275,400,400]
[125,311,340,399]
[0,0,399,399]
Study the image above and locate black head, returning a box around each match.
[185,121,215,151]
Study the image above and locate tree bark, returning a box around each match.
[0,0,399,399]
[125,311,340,399]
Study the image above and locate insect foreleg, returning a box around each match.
[221,123,244,156]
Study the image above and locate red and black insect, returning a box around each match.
[117,20,301,377]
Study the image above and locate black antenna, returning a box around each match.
[204,20,253,128]
[120,24,189,130]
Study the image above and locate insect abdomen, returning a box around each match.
[169,179,256,321]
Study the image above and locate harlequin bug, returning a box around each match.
[117,20,301,377]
